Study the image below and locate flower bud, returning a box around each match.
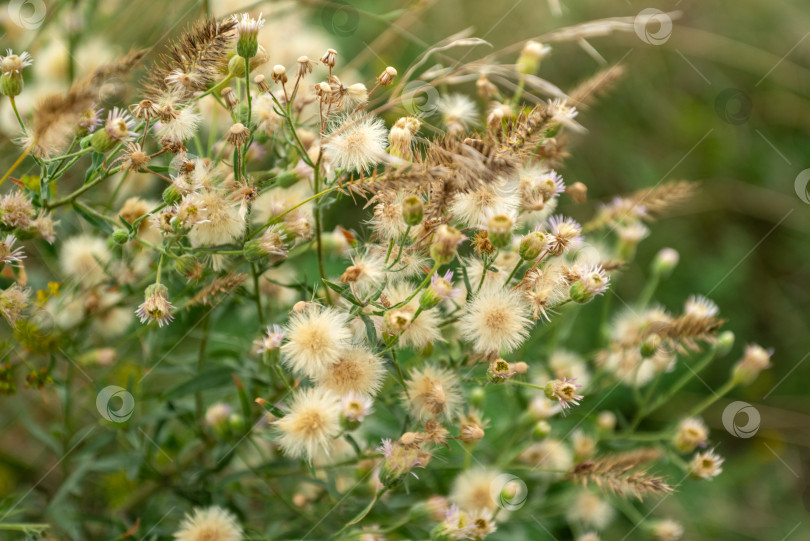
[111,229,130,245]
[715,330,735,358]
[243,239,267,262]
[228,55,247,77]
[652,247,680,278]
[430,224,465,265]
[732,343,773,386]
[487,358,514,383]
[486,214,513,249]
[175,254,203,281]
[90,129,117,153]
[469,387,486,409]
[401,195,423,226]
[517,41,550,75]
[0,73,22,97]
[532,420,551,440]
[519,231,547,260]
[162,184,182,205]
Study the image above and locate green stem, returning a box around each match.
[644,347,718,417]
[503,257,524,286]
[251,262,265,326]
[688,379,737,418]
[391,349,409,398]
[244,57,252,125]
[8,95,26,134]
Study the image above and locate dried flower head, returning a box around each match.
[404,364,463,421]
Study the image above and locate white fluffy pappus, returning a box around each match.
[275,387,342,462]
[460,283,532,355]
[281,306,353,377]
[173,505,243,541]
[312,346,386,397]
[60,234,111,287]
[322,114,388,172]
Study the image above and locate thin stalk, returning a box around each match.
[688,379,736,418]
[0,144,33,186]
[391,349,410,399]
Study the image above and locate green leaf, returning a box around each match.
[73,202,113,234]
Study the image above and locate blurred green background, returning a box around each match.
[2,0,809,539]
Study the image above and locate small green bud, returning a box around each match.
[111,229,130,245]
[531,420,551,440]
[0,73,23,97]
[430,224,464,265]
[243,239,267,262]
[228,55,247,77]
[519,231,547,260]
[569,280,593,304]
[175,254,202,281]
[275,170,300,188]
[90,128,116,153]
[652,247,680,278]
[402,196,423,226]
[162,184,182,205]
[640,334,661,357]
[486,214,513,249]
[715,330,735,358]
[469,387,486,409]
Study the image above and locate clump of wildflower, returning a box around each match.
[689,449,724,480]
[281,306,353,377]
[517,40,551,74]
[313,347,386,397]
[173,506,243,541]
[244,225,287,261]
[651,519,684,541]
[544,377,583,410]
[60,235,111,287]
[389,117,420,160]
[136,283,174,327]
[341,392,373,427]
[404,365,463,421]
[545,215,582,255]
[437,94,478,135]
[276,388,341,461]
